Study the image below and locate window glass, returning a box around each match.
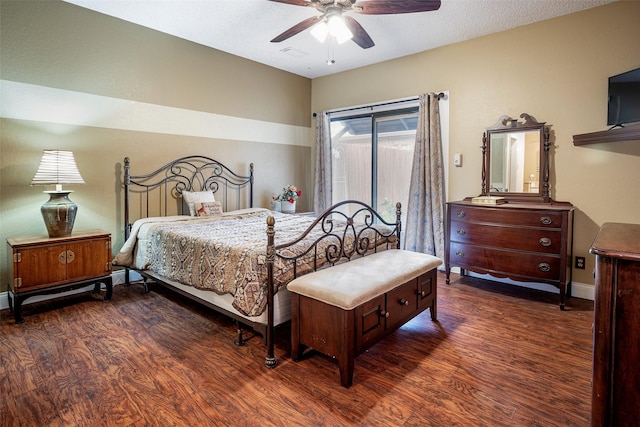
[330,108,418,225]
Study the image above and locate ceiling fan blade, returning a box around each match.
[354,0,441,15]
[271,15,324,43]
[268,0,313,7]
[343,16,374,49]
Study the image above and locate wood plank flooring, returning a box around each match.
[0,273,594,426]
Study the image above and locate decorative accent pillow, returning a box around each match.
[195,201,223,217]
[183,191,215,216]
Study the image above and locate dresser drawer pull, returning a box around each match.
[539,216,552,225]
[58,251,67,265]
[538,263,551,272]
[539,237,552,247]
[399,298,410,306]
[66,250,75,263]
[456,229,466,235]
[455,250,464,257]
[380,310,390,318]
[456,210,466,218]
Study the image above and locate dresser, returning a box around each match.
[7,229,112,323]
[590,223,640,426]
[445,200,574,309]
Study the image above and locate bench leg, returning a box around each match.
[291,294,302,361]
[339,355,355,388]
[338,312,356,387]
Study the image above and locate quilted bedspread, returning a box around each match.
[114,209,392,316]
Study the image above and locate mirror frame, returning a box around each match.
[481,113,551,203]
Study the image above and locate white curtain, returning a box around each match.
[404,93,446,260]
[313,111,332,214]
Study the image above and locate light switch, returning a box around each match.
[454,153,463,167]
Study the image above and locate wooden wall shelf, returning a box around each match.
[573,125,640,146]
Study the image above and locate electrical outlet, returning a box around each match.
[575,256,585,269]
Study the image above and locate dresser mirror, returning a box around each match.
[481,113,551,203]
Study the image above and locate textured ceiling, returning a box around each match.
[63,0,616,79]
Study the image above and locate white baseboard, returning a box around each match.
[1,269,594,314]
[449,268,594,301]
[0,269,137,312]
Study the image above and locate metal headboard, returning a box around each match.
[123,155,254,239]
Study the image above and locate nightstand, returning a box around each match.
[7,229,113,323]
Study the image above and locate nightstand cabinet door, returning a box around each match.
[65,237,111,282]
[12,244,68,289]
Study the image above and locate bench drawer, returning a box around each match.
[386,279,419,330]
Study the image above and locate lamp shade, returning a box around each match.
[31,150,85,187]
[31,150,85,238]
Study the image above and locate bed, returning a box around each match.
[114,155,401,367]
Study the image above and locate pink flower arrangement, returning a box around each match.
[275,184,301,203]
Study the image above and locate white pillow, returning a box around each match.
[183,190,215,216]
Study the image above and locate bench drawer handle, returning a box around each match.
[456,229,466,235]
[539,237,552,247]
[399,299,410,306]
[540,216,552,225]
[455,250,464,257]
[457,210,466,218]
[539,263,551,272]
[380,310,390,318]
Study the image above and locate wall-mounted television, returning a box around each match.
[607,67,640,127]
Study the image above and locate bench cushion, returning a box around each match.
[287,249,442,310]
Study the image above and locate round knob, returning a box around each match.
[380,310,390,318]
[421,291,426,297]
[539,263,551,272]
[540,216,552,225]
[539,237,552,247]
[400,299,409,306]
[456,250,464,257]
[457,210,466,218]
[456,229,466,235]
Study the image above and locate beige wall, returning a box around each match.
[0,0,313,292]
[312,1,640,286]
[1,1,639,294]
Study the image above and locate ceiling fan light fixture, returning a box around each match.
[328,15,353,44]
[310,21,329,43]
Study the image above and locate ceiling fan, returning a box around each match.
[269,0,442,49]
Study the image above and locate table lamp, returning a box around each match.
[31,150,85,238]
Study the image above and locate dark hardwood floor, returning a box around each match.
[0,273,594,426]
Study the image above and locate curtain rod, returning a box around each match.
[313,92,445,117]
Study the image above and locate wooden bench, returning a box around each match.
[287,249,442,387]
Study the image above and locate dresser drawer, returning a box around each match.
[449,205,564,228]
[450,220,562,254]
[450,242,561,281]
